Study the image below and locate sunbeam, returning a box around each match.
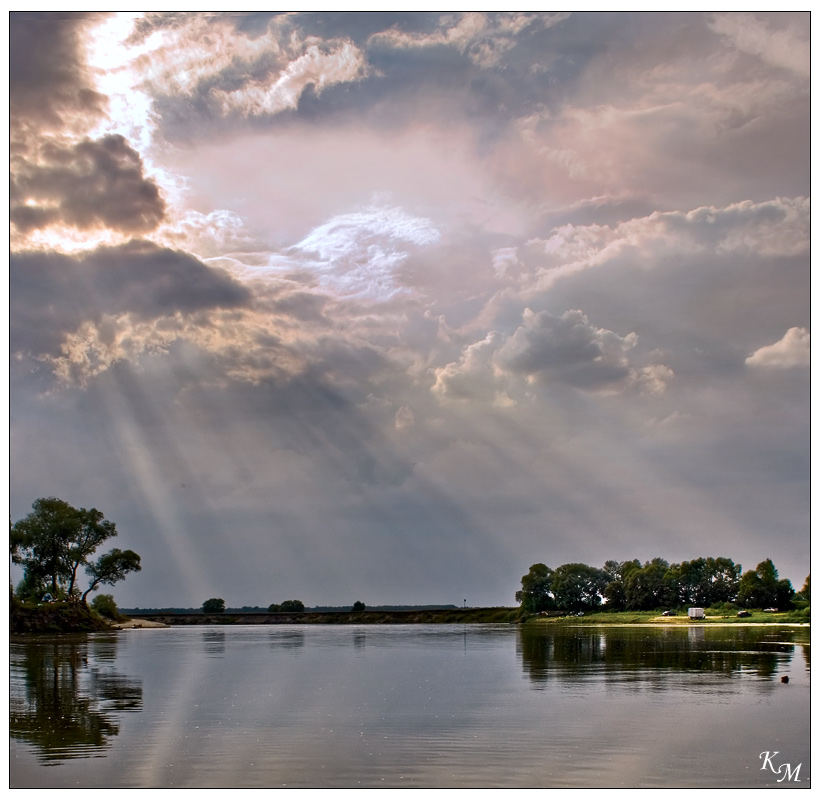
[10,12,809,607]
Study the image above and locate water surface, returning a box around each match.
[10,624,810,788]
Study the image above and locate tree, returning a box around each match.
[82,549,141,603]
[202,598,225,613]
[625,558,672,610]
[602,559,640,610]
[267,603,281,612]
[551,563,609,611]
[66,507,118,597]
[799,575,810,602]
[279,600,305,612]
[352,601,366,611]
[737,559,793,609]
[11,498,139,603]
[669,557,741,607]
[516,563,555,612]
[603,579,627,610]
[12,498,78,597]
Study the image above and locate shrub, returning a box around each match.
[91,593,122,621]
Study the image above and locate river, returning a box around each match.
[10,623,810,788]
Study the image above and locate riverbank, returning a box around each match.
[10,600,111,633]
[11,602,808,632]
[531,609,809,626]
[128,607,525,626]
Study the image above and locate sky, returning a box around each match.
[8,11,810,608]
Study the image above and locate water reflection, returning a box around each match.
[268,630,305,650]
[202,630,226,656]
[517,625,806,688]
[10,634,142,764]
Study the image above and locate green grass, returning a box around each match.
[527,608,809,625]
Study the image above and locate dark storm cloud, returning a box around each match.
[11,135,166,234]
[10,241,251,356]
[9,11,107,131]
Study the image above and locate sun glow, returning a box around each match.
[84,14,156,147]
[82,13,191,218]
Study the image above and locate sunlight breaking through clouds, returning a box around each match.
[9,12,809,608]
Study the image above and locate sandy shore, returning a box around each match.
[112,618,170,629]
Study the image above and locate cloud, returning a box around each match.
[131,13,368,122]
[9,12,107,132]
[746,327,810,369]
[496,309,637,391]
[495,15,808,210]
[287,205,441,301]
[369,12,569,68]
[158,209,257,257]
[10,241,251,361]
[431,331,510,404]
[709,12,809,77]
[212,41,368,117]
[394,405,415,429]
[527,197,809,289]
[433,309,671,401]
[11,134,166,236]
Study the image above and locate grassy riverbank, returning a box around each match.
[10,597,112,633]
[529,609,809,625]
[11,601,808,632]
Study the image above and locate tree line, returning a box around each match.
[516,557,805,613]
[200,599,368,613]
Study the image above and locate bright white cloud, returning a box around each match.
[288,205,440,301]
[133,15,288,98]
[212,41,368,117]
[746,327,810,368]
